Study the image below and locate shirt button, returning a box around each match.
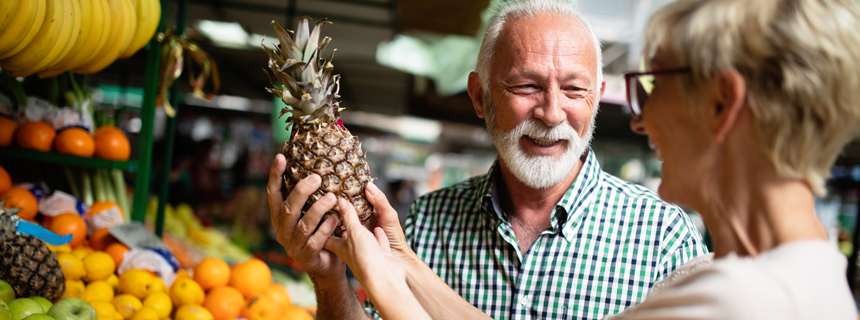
[521,296,530,306]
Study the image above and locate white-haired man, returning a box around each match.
[267,0,708,319]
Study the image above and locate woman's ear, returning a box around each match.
[713,69,747,144]
[467,72,487,118]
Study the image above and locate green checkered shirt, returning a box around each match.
[365,151,708,319]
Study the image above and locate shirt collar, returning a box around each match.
[480,149,603,242]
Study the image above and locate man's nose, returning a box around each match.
[629,116,647,135]
[534,89,565,127]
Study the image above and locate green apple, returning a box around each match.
[24,300,48,316]
[0,280,15,303]
[0,300,11,320]
[21,315,53,320]
[7,298,42,320]
[46,298,95,320]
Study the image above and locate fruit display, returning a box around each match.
[266,17,376,232]
[0,0,161,77]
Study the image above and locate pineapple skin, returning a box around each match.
[0,234,66,301]
[282,123,375,232]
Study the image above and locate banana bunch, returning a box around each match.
[0,0,161,78]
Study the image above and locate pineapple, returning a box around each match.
[0,200,66,301]
[263,17,375,232]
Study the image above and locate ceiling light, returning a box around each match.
[195,20,249,48]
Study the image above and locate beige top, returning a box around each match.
[605,240,857,320]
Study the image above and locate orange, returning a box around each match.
[175,268,190,281]
[282,306,313,320]
[193,257,231,291]
[86,201,123,218]
[229,259,271,298]
[262,283,291,308]
[203,286,244,320]
[93,125,130,161]
[0,165,10,194]
[240,295,279,320]
[16,121,55,152]
[54,127,95,157]
[0,186,38,220]
[89,228,117,251]
[45,213,88,248]
[106,242,130,266]
[0,116,16,146]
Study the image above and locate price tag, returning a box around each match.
[108,222,168,251]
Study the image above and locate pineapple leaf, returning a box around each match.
[295,17,312,59]
[271,21,302,62]
[304,19,332,64]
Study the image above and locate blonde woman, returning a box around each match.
[322,0,860,319]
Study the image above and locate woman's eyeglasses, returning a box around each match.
[623,68,691,119]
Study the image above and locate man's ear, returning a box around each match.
[713,69,747,144]
[467,72,487,118]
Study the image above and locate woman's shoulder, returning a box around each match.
[607,240,856,320]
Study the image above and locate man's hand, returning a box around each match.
[363,182,412,259]
[267,154,344,282]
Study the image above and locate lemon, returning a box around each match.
[47,244,72,253]
[130,306,160,320]
[84,252,117,282]
[169,278,204,306]
[150,277,167,295]
[106,274,120,290]
[174,304,213,320]
[119,270,155,299]
[90,300,118,317]
[56,252,87,281]
[62,279,86,299]
[143,292,172,319]
[72,248,91,260]
[84,280,116,303]
[113,293,143,319]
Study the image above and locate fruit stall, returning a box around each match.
[0,0,316,319]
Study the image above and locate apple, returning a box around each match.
[0,280,15,302]
[21,315,53,320]
[24,300,48,316]
[46,298,95,320]
[7,298,43,320]
[1,299,11,320]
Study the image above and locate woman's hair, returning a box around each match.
[475,0,603,90]
[644,0,860,195]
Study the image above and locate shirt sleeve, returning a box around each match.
[654,206,709,284]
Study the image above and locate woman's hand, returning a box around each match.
[325,198,430,320]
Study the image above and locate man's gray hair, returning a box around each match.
[475,0,603,90]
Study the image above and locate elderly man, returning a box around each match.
[267,0,708,319]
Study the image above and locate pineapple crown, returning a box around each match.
[0,199,22,234]
[263,17,342,128]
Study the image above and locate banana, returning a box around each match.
[1,0,76,77]
[77,0,112,66]
[40,0,82,70]
[0,0,46,59]
[74,0,120,74]
[39,0,98,78]
[0,0,20,32]
[119,0,160,59]
[75,0,136,74]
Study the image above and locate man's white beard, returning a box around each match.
[484,95,595,190]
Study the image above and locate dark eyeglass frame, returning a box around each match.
[623,67,692,119]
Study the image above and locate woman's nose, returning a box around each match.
[629,116,647,135]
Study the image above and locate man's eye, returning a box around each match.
[510,85,538,93]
